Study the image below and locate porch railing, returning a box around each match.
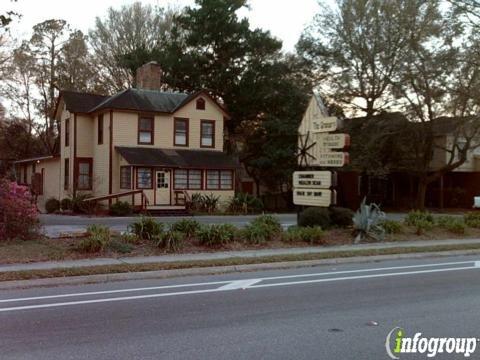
[83,190,149,213]
[173,190,191,207]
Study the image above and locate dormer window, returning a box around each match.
[196,98,205,110]
[138,115,154,145]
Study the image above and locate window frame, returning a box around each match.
[136,167,153,189]
[206,170,234,190]
[98,114,104,145]
[64,158,69,190]
[65,118,70,147]
[75,158,93,191]
[196,97,206,110]
[200,120,215,148]
[174,117,189,147]
[173,169,203,190]
[137,115,154,145]
[120,166,132,190]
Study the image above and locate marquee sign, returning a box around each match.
[293,188,336,207]
[314,133,350,149]
[294,94,349,208]
[293,171,336,189]
[311,116,340,133]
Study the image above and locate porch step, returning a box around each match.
[145,208,191,217]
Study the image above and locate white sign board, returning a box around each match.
[309,151,349,167]
[311,116,340,133]
[314,133,350,149]
[293,189,336,207]
[293,171,336,189]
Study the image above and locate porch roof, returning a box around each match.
[116,146,239,169]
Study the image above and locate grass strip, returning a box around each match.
[2,243,480,282]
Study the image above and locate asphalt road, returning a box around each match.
[1,255,480,359]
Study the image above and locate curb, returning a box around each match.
[1,248,480,290]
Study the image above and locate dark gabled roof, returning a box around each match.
[61,91,108,113]
[116,146,239,169]
[90,88,190,113]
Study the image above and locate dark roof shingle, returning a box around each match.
[90,88,190,113]
[61,91,108,113]
[116,147,239,169]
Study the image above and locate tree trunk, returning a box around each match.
[416,176,428,211]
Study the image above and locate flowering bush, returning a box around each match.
[0,178,40,240]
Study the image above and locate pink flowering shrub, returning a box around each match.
[0,178,40,240]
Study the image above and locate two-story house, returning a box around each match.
[14,62,238,212]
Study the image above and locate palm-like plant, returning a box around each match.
[353,198,386,243]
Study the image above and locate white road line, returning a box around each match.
[0,280,230,304]
[0,263,477,313]
[218,279,261,290]
[250,265,478,289]
[0,260,476,304]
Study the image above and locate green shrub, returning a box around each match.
[228,193,263,214]
[436,216,466,234]
[120,232,140,244]
[128,216,164,242]
[109,201,133,216]
[108,240,134,254]
[464,212,480,228]
[197,224,236,247]
[45,197,60,213]
[158,230,185,252]
[380,220,404,234]
[405,210,434,227]
[282,226,324,244]
[329,207,354,228]
[241,221,281,245]
[77,224,111,253]
[170,219,201,238]
[298,207,331,229]
[203,193,220,213]
[60,198,73,211]
[414,219,434,235]
[251,215,282,233]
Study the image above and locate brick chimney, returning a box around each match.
[135,61,163,90]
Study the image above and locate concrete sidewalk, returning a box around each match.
[1,237,480,273]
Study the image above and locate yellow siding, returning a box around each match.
[76,114,93,158]
[112,95,225,151]
[60,108,74,199]
[36,158,61,212]
[93,112,110,205]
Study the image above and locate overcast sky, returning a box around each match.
[3,0,322,52]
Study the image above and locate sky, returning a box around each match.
[2,0,322,52]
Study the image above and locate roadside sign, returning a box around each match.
[293,188,336,207]
[293,171,336,189]
[311,116,339,133]
[314,133,350,149]
[310,151,349,167]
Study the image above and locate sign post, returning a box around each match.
[294,94,350,215]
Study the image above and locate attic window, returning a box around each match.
[196,98,205,110]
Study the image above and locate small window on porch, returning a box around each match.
[120,167,131,189]
[137,167,152,189]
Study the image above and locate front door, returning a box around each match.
[156,170,170,205]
